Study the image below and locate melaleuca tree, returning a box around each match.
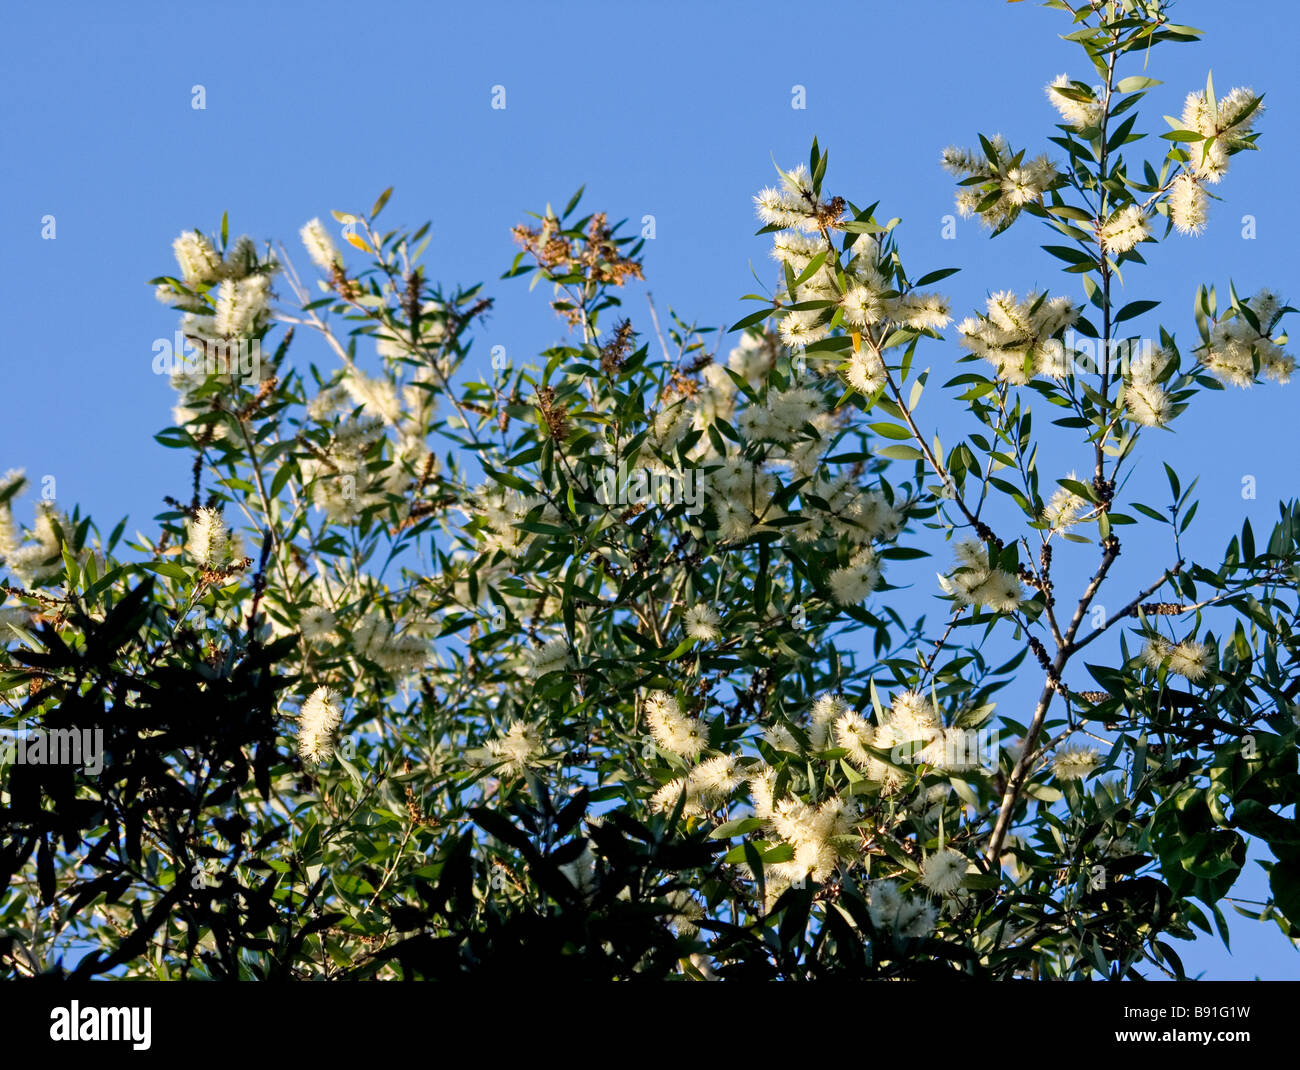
[2,0,1299,980]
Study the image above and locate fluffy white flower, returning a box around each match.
[683,603,722,641]
[299,686,344,764]
[187,507,230,568]
[1142,636,1212,681]
[1052,743,1101,781]
[300,217,341,271]
[1169,173,1209,235]
[172,230,222,285]
[477,720,547,776]
[829,546,881,605]
[942,538,1023,612]
[645,691,706,759]
[300,604,337,641]
[919,847,968,896]
[526,638,570,679]
[1043,474,1088,531]
[1046,74,1102,130]
[833,711,875,769]
[212,274,272,337]
[958,291,1079,383]
[1099,204,1150,255]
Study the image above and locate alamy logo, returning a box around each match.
[49,1001,151,1050]
[594,463,706,514]
[0,728,104,775]
[152,331,262,386]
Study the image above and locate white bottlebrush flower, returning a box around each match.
[1123,378,1172,427]
[1099,204,1150,255]
[342,369,404,426]
[1142,636,1212,681]
[828,546,881,605]
[298,686,344,764]
[651,776,706,816]
[978,570,1025,614]
[187,507,229,568]
[477,720,547,777]
[300,604,337,641]
[866,879,905,930]
[957,290,1079,383]
[728,332,776,387]
[763,723,799,754]
[942,538,1023,612]
[890,292,952,332]
[664,889,705,935]
[1180,85,1263,183]
[1169,173,1209,235]
[778,308,829,348]
[683,603,722,642]
[833,710,875,769]
[212,274,271,337]
[300,218,342,271]
[896,898,939,939]
[887,689,942,743]
[526,638,570,679]
[1198,290,1294,388]
[1046,74,1102,130]
[172,230,222,285]
[840,285,887,330]
[1052,743,1101,781]
[919,847,968,896]
[0,604,32,639]
[644,690,706,760]
[1043,474,1088,531]
[803,692,847,750]
[691,754,745,809]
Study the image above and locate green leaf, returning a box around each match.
[1115,299,1159,323]
[877,444,924,461]
[710,818,764,839]
[1116,76,1162,94]
[142,561,191,581]
[370,187,394,220]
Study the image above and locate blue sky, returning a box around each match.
[2,0,1297,977]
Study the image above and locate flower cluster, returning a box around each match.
[1121,346,1177,427]
[939,539,1024,613]
[1045,75,1103,131]
[186,506,238,569]
[300,218,342,271]
[1042,474,1090,531]
[158,228,280,433]
[753,164,843,234]
[1051,742,1102,782]
[1198,291,1294,387]
[351,611,431,677]
[1169,172,1210,235]
[1141,635,1213,681]
[298,686,344,765]
[751,767,860,890]
[0,471,78,588]
[942,135,1061,231]
[1099,204,1151,255]
[919,846,969,896]
[866,880,939,939]
[468,720,548,777]
[957,291,1079,384]
[644,690,707,759]
[1179,85,1263,184]
[652,754,746,817]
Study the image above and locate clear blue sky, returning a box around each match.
[2,0,1296,978]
